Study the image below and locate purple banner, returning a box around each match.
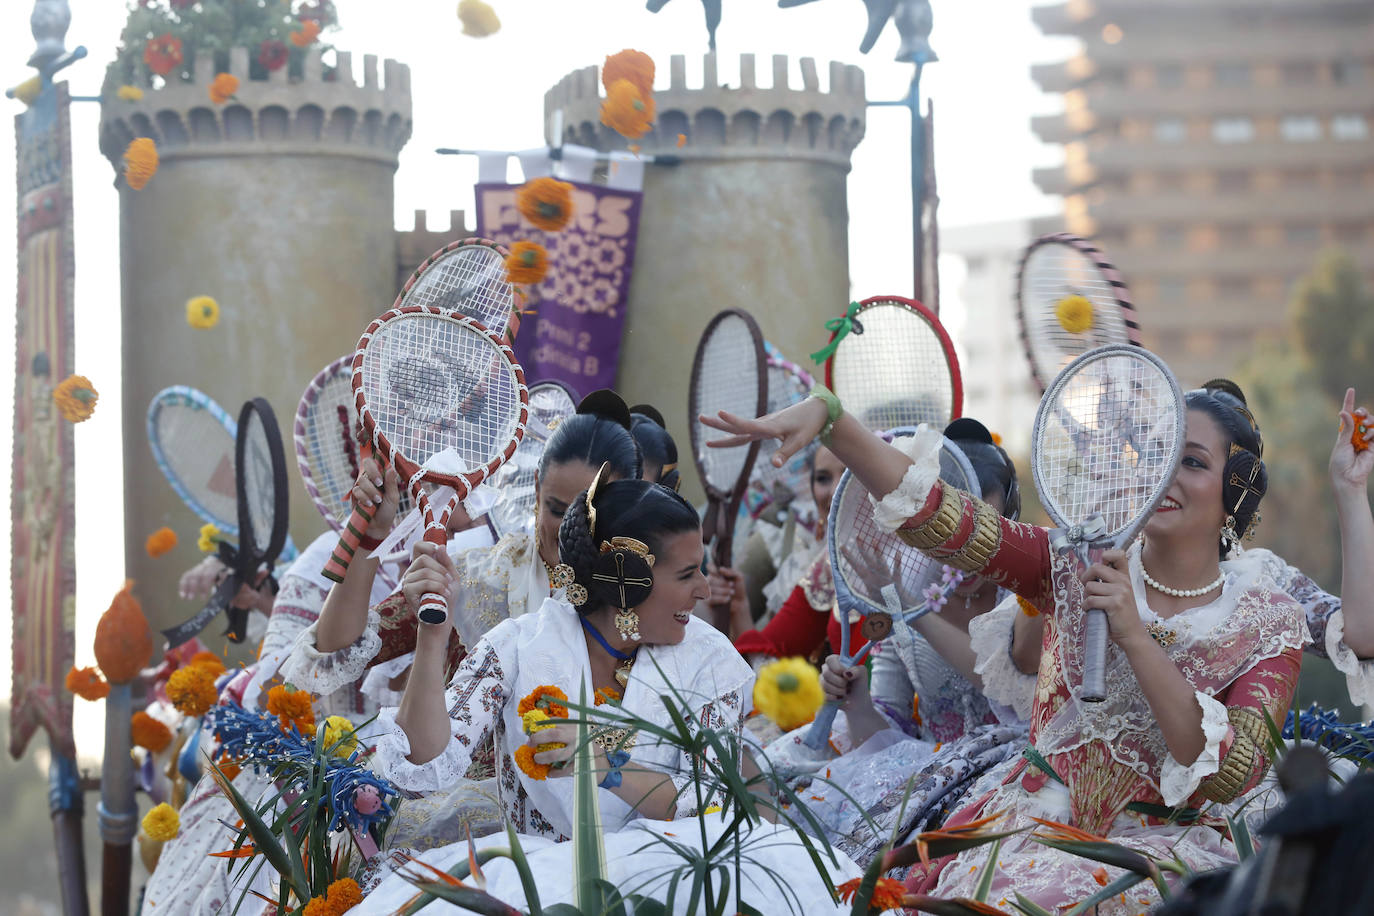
[476,180,642,394]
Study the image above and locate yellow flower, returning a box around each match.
[142,803,180,842]
[457,0,501,37]
[505,240,548,285]
[197,523,221,553]
[186,295,220,329]
[53,375,98,423]
[1054,294,1094,334]
[145,527,178,558]
[702,804,722,815]
[117,85,144,102]
[208,73,238,105]
[521,708,554,734]
[600,79,655,140]
[322,715,358,757]
[123,137,158,190]
[753,658,824,731]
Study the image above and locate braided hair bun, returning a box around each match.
[539,389,642,480]
[630,404,681,491]
[1186,380,1266,557]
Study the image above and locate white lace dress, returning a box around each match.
[141,532,405,915]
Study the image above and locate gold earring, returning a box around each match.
[614,608,641,642]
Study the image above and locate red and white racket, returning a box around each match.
[823,296,962,431]
[397,238,515,340]
[1016,232,1140,393]
[321,306,529,625]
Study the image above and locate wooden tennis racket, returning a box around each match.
[688,309,768,629]
[397,238,515,339]
[1016,232,1140,394]
[823,296,962,431]
[1031,345,1184,702]
[320,306,529,625]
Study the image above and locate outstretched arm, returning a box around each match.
[1331,389,1374,657]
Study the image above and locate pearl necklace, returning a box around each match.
[1140,562,1224,598]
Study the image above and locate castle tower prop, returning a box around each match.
[98,47,411,637]
[545,54,866,499]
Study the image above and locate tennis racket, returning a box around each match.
[320,306,529,625]
[488,380,580,538]
[823,296,962,431]
[1016,232,1141,394]
[165,398,293,646]
[689,309,768,629]
[747,344,817,518]
[397,238,515,339]
[1031,345,1184,702]
[803,430,979,749]
[147,386,241,537]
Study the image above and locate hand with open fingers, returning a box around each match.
[179,555,229,601]
[699,397,830,469]
[841,542,915,608]
[1331,387,1374,493]
[402,542,456,636]
[820,653,870,711]
[530,722,580,776]
[352,456,402,537]
[1080,549,1146,646]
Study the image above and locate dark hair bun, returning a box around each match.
[577,389,633,431]
[1199,378,1249,407]
[944,417,994,445]
[629,404,667,429]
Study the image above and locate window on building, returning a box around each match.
[1217,277,1252,300]
[1212,117,1254,143]
[1280,115,1322,142]
[1332,59,1365,85]
[1155,64,1183,88]
[1284,224,1320,245]
[1155,117,1187,143]
[1156,225,1186,248]
[1331,114,1370,141]
[1282,62,1318,85]
[1214,63,1250,87]
[1155,171,1185,192]
[1332,167,1364,189]
[1281,168,1320,189]
[1220,225,1251,248]
[1157,278,1186,302]
[1216,170,1251,192]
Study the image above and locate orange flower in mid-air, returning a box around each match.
[123,138,158,190]
[602,49,654,97]
[600,79,655,140]
[145,527,178,558]
[53,375,99,422]
[505,241,549,285]
[167,664,217,716]
[66,666,110,701]
[208,73,238,105]
[515,178,574,232]
[290,20,322,48]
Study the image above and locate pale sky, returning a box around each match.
[0,0,1071,759]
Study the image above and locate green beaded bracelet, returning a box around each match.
[809,383,843,446]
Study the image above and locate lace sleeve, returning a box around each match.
[663,688,747,817]
[280,609,382,698]
[369,642,508,793]
[969,595,1037,722]
[1159,690,1233,806]
[1267,559,1374,705]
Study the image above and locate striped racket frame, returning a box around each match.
[803,432,979,749]
[1015,232,1141,394]
[823,296,963,431]
[397,237,514,341]
[147,386,241,536]
[688,308,768,602]
[322,306,530,587]
[1030,344,1184,702]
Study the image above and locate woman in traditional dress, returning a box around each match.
[702,378,1342,912]
[355,473,861,913]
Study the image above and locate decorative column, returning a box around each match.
[546,54,866,498]
[98,48,411,632]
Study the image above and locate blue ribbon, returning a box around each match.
[599,749,631,789]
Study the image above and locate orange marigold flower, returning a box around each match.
[1017,595,1041,617]
[145,527,178,558]
[676,133,687,148]
[217,759,242,782]
[143,34,183,77]
[304,876,362,914]
[190,651,226,678]
[1092,866,1110,886]
[66,666,110,701]
[1351,413,1371,454]
[517,685,569,717]
[515,178,574,233]
[602,49,654,97]
[600,79,655,140]
[514,743,550,780]
[290,19,322,48]
[505,240,549,285]
[266,684,316,735]
[208,73,238,105]
[594,686,621,706]
[167,664,218,716]
[836,876,908,912]
[123,137,158,190]
[131,711,173,753]
[53,374,98,423]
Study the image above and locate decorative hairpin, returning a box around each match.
[585,461,612,541]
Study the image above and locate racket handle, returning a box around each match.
[1081,609,1109,703]
[321,500,377,583]
[802,701,840,751]
[418,590,449,626]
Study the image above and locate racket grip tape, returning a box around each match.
[418,591,449,626]
[802,701,840,751]
[320,500,378,583]
[1081,609,1109,703]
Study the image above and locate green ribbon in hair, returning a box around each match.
[809,301,865,365]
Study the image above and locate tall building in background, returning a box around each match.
[942,220,1038,457]
[1030,0,1374,384]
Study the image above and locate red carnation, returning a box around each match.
[143,34,184,77]
[258,39,288,73]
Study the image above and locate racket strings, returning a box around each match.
[154,404,239,528]
[298,369,363,524]
[752,363,815,499]
[242,412,278,548]
[1037,355,1181,536]
[831,476,942,613]
[404,246,513,338]
[830,304,955,431]
[362,314,522,479]
[488,385,577,537]
[1023,245,1134,382]
[692,317,763,488]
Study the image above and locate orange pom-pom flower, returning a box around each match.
[602,49,654,97]
[167,664,218,716]
[53,375,98,422]
[290,20,322,48]
[143,34,183,77]
[600,79,655,141]
[145,527,178,558]
[505,241,549,285]
[515,178,574,233]
[208,73,238,105]
[66,666,110,701]
[131,711,173,753]
[123,138,158,190]
[266,684,316,735]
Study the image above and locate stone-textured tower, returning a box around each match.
[99,48,411,635]
[546,54,866,498]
